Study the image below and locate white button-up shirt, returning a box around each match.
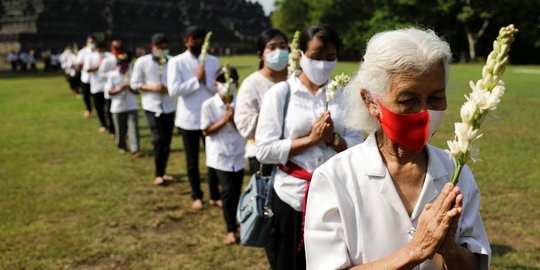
[167,51,220,130]
[76,46,92,83]
[234,71,278,158]
[130,54,176,114]
[200,94,246,172]
[255,74,364,211]
[87,52,115,94]
[304,133,491,270]
[104,70,138,114]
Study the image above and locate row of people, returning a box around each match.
[59,24,491,269]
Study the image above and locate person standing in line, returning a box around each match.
[201,66,245,244]
[77,35,96,118]
[234,28,289,175]
[19,51,29,72]
[167,26,221,210]
[59,42,80,95]
[105,54,142,157]
[130,33,177,185]
[255,24,364,269]
[86,39,116,133]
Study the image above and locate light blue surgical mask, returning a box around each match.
[265,49,289,71]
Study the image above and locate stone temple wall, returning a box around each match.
[0,0,270,66]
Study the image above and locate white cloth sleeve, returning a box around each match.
[129,59,144,90]
[200,100,213,131]
[305,168,352,270]
[166,58,201,97]
[255,83,292,165]
[234,79,259,139]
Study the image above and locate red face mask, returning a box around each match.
[377,100,430,152]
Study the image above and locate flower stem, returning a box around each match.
[450,162,464,185]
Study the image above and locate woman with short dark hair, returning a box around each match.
[255,24,364,270]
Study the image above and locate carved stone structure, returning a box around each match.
[0,0,270,66]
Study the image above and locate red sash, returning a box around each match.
[277,161,312,252]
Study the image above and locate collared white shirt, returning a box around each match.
[104,70,138,114]
[130,54,176,114]
[167,51,220,130]
[234,71,278,158]
[200,94,246,172]
[76,46,92,83]
[87,51,115,94]
[304,133,491,270]
[255,74,364,211]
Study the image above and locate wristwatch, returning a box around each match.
[332,133,340,147]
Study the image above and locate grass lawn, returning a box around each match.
[0,56,539,269]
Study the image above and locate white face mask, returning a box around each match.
[428,109,445,139]
[265,49,289,71]
[300,51,337,85]
[216,82,237,97]
[153,49,169,58]
[88,43,95,49]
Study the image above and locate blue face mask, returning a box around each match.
[265,49,289,71]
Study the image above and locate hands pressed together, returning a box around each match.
[308,111,334,145]
[409,183,463,263]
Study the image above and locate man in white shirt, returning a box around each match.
[77,35,96,118]
[86,39,116,133]
[131,33,177,186]
[167,26,221,210]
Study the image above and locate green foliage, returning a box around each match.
[270,0,540,63]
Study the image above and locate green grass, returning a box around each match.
[0,56,539,269]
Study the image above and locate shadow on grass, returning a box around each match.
[491,243,514,257]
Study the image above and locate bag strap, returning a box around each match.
[263,82,291,216]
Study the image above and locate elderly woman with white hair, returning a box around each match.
[304,28,491,269]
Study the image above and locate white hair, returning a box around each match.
[344,28,452,133]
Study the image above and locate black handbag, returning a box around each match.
[236,82,290,247]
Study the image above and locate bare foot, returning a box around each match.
[98,127,106,133]
[163,174,174,182]
[192,199,203,211]
[224,232,236,245]
[209,200,222,208]
[153,176,165,186]
[132,152,144,158]
[83,111,91,118]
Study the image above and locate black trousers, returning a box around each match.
[265,190,306,270]
[80,82,92,112]
[210,168,244,233]
[104,99,115,134]
[145,111,175,177]
[178,128,209,200]
[206,165,221,201]
[92,92,107,128]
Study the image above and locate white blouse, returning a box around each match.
[235,71,278,158]
[104,70,138,114]
[304,133,491,270]
[167,51,220,130]
[255,74,364,211]
[200,95,246,172]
